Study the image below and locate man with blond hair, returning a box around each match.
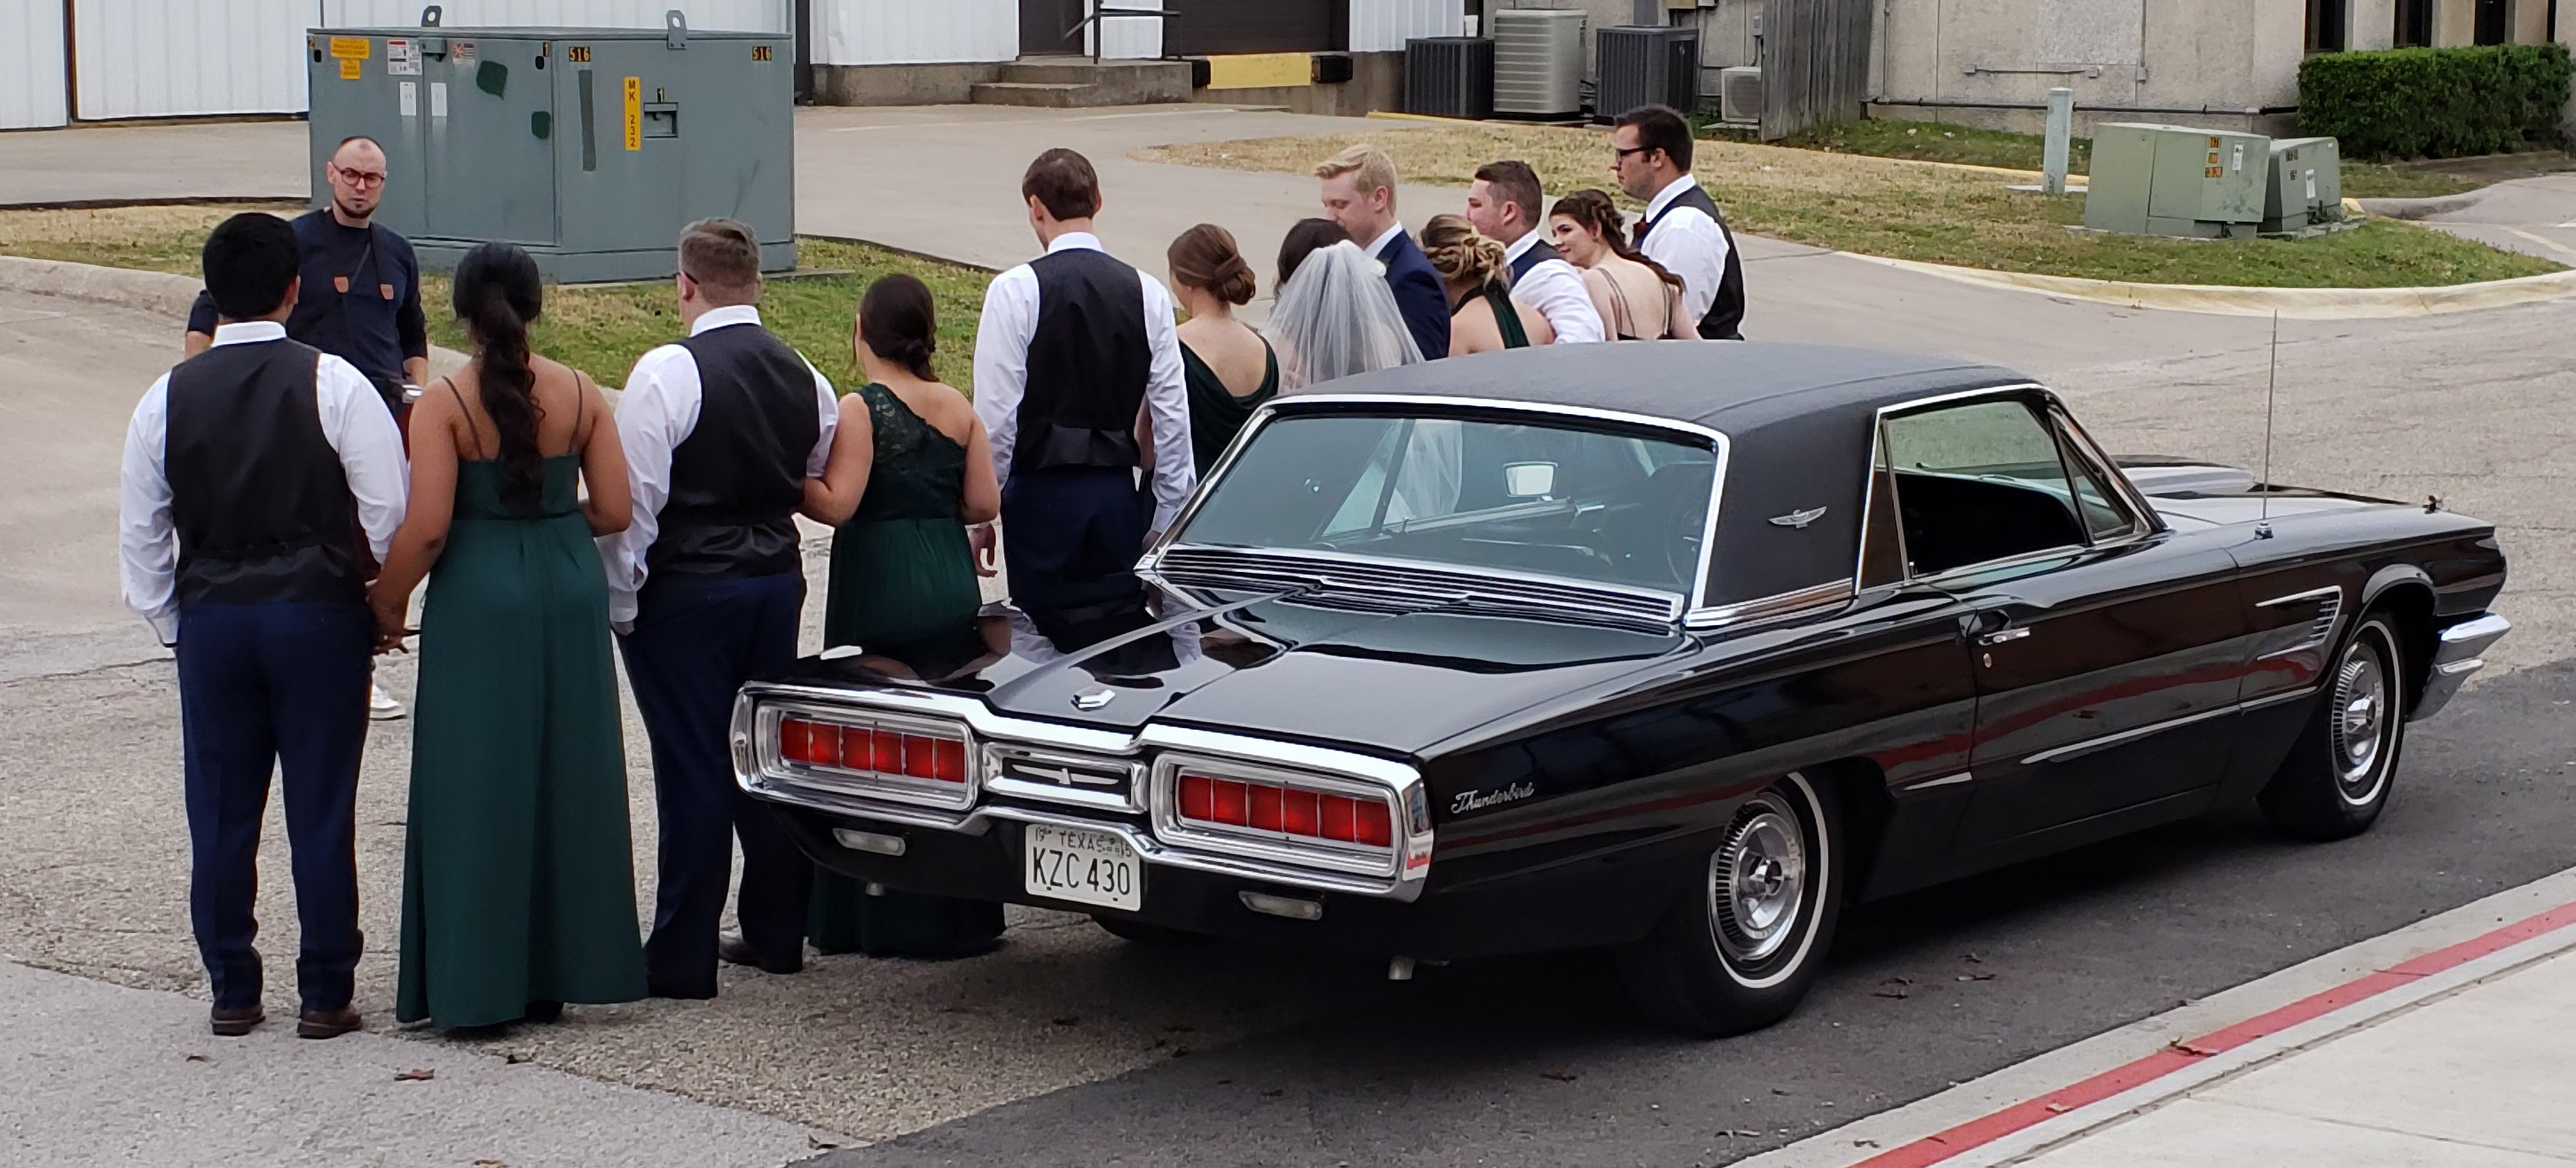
[1315,145,1448,359]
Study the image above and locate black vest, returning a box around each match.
[165,339,367,608]
[653,323,820,581]
[1635,184,1748,341]
[1017,247,1149,474]
[1509,238,1565,280]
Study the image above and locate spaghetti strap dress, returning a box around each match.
[397,386,647,1028]
[809,383,1006,957]
[1181,340,1278,474]
[1461,283,1533,349]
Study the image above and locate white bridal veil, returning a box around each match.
[1268,239,1424,390]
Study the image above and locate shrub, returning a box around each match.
[2299,44,2573,161]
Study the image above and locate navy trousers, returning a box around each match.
[618,572,813,997]
[174,600,373,1013]
[1002,467,1148,612]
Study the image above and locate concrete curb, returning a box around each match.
[0,254,472,375]
[2358,192,2486,221]
[1834,251,2576,319]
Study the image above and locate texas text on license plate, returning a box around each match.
[1022,824,1143,912]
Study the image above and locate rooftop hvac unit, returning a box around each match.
[1718,66,1763,124]
[1491,8,1584,121]
[1405,36,1496,121]
[1596,25,1700,123]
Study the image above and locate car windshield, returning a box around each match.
[1174,412,1718,594]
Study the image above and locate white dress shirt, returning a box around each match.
[1503,231,1606,344]
[118,320,410,645]
[601,303,837,625]
[970,231,1195,533]
[1637,174,1734,327]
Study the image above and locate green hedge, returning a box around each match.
[2299,44,2572,160]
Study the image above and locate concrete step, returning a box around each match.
[970,81,1106,109]
[990,58,1194,104]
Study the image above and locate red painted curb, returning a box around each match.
[1850,899,2576,1168]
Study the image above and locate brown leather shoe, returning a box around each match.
[209,1005,265,1037]
[718,932,801,976]
[295,1007,363,1039]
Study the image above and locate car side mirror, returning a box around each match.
[1504,461,1558,499]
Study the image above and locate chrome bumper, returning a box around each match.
[2413,614,2509,719]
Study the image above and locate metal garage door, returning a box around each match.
[1164,0,1340,56]
[73,0,311,120]
[1,2,70,129]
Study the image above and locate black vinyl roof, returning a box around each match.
[1276,342,2045,608]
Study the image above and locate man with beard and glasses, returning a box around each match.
[183,135,428,721]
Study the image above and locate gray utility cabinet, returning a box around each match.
[2261,137,2344,235]
[305,8,792,283]
[2083,123,2270,239]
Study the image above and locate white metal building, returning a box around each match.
[4,1,1461,128]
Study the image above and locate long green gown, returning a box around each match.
[809,384,1007,958]
[397,453,647,1028]
[1182,340,1278,474]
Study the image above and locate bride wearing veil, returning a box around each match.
[1267,237,1457,520]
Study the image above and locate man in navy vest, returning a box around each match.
[119,212,409,1039]
[604,218,839,998]
[970,149,1194,611]
[1614,104,1748,340]
[1315,145,1450,360]
[1465,159,1605,344]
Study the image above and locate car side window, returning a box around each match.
[1882,399,2087,576]
[2055,423,2139,543]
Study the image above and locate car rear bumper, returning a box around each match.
[762,803,1691,961]
[2415,613,2509,719]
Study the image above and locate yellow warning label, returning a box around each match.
[339,59,362,80]
[623,76,642,152]
[329,37,372,60]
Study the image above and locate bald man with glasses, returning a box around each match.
[182,135,428,720]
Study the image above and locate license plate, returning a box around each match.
[1022,824,1143,911]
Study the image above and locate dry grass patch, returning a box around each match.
[1139,122,2559,288]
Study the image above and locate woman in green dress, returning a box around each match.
[797,273,1007,957]
[1166,223,1276,473]
[1421,214,1555,356]
[370,242,647,1031]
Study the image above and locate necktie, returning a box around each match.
[1631,216,1652,247]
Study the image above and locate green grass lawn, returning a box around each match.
[0,205,993,392]
[1143,122,2558,288]
[1755,118,2482,200]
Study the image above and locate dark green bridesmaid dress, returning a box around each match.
[397,435,648,1028]
[1182,340,1278,474]
[809,383,1006,958]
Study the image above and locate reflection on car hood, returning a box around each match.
[780,582,1692,756]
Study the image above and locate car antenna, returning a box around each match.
[2256,311,2279,540]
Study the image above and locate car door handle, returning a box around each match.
[1978,627,2031,646]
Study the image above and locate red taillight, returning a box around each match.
[775,716,966,785]
[1176,772,1395,849]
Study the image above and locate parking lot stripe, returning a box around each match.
[1843,898,2576,1168]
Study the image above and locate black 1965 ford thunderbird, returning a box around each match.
[733,342,2509,1037]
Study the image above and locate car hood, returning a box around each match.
[778,584,1692,757]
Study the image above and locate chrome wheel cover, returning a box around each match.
[2329,633,2396,805]
[1710,793,1809,967]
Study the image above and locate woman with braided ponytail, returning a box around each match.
[1419,214,1553,357]
[1548,189,1693,341]
[371,241,647,1032]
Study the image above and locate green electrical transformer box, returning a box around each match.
[305,8,793,283]
[2083,122,2270,239]
[2262,137,2344,234]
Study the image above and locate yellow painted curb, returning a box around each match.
[1363,110,1488,126]
[1202,52,1309,91]
[1835,251,2576,319]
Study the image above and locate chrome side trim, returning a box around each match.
[1685,578,1857,632]
[2254,585,2345,662]
[2415,613,2510,720]
[1141,393,1732,614]
[2242,682,2326,712]
[2022,702,2247,765]
[732,682,1434,901]
[1900,771,1974,792]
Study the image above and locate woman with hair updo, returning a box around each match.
[370,240,647,1032]
[1548,189,1692,341]
[1419,214,1553,357]
[796,273,1005,958]
[1166,223,1276,473]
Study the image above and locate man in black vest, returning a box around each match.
[119,212,409,1039]
[1613,104,1748,340]
[1465,159,1605,344]
[603,218,839,998]
[970,149,1194,611]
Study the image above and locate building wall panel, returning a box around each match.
[75,0,312,120]
[322,0,789,32]
[1,1,70,129]
[1349,0,1465,53]
[811,0,1013,65]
